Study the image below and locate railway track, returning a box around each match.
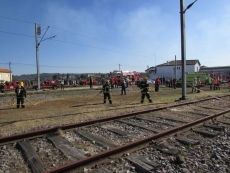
[1,95,230,173]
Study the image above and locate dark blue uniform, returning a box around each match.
[15,85,27,108]
[139,80,152,103]
[101,82,112,104]
[121,80,126,95]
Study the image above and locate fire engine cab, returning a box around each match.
[111,71,141,86]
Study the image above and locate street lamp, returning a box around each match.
[179,0,197,100]
[35,23,56,90]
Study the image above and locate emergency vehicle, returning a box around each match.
[0,81,26,93]
[111,71,141,86]
[79,78,97,85]
[176,72,208,87]
[32,80,59,90]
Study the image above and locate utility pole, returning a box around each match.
[9,62,11,82]
[175,55,177,80]
[35,23,56,90]
[35,23,40,89]
[179,0,197,100]
[119,64,121,71]
[180,0,187,100]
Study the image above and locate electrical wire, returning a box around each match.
[0,30,154,59]
[0,15,156,57]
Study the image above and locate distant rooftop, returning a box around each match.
[0,68,11,73]
[157,60,200,66]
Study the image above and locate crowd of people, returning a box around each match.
[8,76,230,108]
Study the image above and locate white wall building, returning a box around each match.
[0,68,12,82]
[146,59,201,80]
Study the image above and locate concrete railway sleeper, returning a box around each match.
[0,96,230,173]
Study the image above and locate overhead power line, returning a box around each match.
[0,30,34,38]
[0,62,127,69]
[0,30,153,58]
[0,62,147,70]
[52,39,153,58]
[0,15,156,57]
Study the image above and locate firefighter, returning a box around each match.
[100,80,112,104]
[89,76,93,89]
[121,79,126,95]
[139,77,152,103]
[15,81,27,108]
[0,81,5,93]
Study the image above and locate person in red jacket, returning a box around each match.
[114,76,118,88]
[155,77,161,92]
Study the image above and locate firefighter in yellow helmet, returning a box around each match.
[15,81,27,108]
[138,77,152,103]
[100,80,112,104]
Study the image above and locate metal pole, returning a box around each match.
[9,62,11,82]
[175,55,177,79]
[35,23,40,90]
[180,0,187,100]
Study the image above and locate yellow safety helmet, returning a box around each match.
[106,80,109,83]
[143,77,147,80]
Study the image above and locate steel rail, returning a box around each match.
[45,108,230,173]
[0,96,221,145]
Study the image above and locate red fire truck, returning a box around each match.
[32,80,59,90]
[0,81,27,93]
[111,71,141,86]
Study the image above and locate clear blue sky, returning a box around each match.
[0,0,230,75]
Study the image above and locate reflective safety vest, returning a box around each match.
[101,84,111,93]
[208,77,213,85]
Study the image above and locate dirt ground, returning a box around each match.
[0,85,229,137]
